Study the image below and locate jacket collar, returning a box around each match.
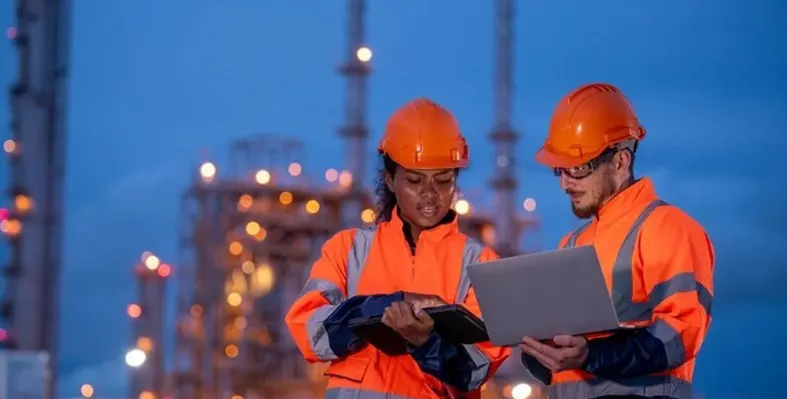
[596,177,659,221]
[386,205,459,243]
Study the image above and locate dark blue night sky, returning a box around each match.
[0,1,784,398]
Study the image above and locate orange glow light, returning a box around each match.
[127,304,142,318]
[237,194,253,211]
[225,344,239,358]
[228,241,243,256]
[190,304,203,317]
[157,264,172,277]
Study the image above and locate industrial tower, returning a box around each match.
[459,0,538,256]
[338,0,370,193]
[1,1,72,398]
[128,252,171,399]
[489,0,523,257]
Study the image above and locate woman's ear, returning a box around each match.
[384,171,395,193]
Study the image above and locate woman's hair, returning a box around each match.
[374,155,399,223]
[373,155,460,223]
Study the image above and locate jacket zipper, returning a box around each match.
[411,238,421,282]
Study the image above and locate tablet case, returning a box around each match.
[348,304,489,356]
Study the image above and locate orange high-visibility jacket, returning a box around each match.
[286,208,510,398]
[522,178,714,399]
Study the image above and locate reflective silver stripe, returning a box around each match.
[298,228,377,360]
[300,279,345,305]
[611,200,704,368]
[561,202,678,323]
[648,318,686,368]
[697,279,713,316]
[325,387,415,399]
[453,237,491,390]
[299,279,345,360]
[649,272,713,317]
[549,375,693,399]
[610,200,693,367]
[455,237,485,304]
[307,304,342,361]
[611,199,668,322]
[346,227,376,297]
[563,221,592,248]
[462,344,492,390]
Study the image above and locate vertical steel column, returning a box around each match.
[2,1,72,398]
[488,0,520,256]
[338,0,370,192]
[130,259,168,398]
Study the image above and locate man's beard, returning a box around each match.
[570,172,618,219]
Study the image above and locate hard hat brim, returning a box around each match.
[534,146,598,169]
[382,149,469,170]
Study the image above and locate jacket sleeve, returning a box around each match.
[285,229,403,363]
[409,246,511,393]
[582,208,715,378]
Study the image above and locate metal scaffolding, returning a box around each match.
[167,135,374,399]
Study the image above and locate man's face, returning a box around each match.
[559,162,618,219]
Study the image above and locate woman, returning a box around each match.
[285,98,509,398]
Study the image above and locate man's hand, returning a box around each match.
[381,301,435,347]
[519,335,589,372]
[403,292,447,314]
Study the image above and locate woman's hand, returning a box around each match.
[403,292,447,314]
[381,301,435,347]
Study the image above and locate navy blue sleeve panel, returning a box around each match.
[582,327,670,379]
[520,352,552,385]
[323,291,405,358]
[409,333,478,392]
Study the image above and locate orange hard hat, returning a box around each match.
[378,98,469,170]
[535,83,646,168]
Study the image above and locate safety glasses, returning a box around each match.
[552,147,618,180]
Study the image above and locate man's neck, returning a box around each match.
[594,176,638,219]
[615,176,636,195]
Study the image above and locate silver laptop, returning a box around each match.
[467,245,621,346]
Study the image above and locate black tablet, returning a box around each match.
[348,315,410,356]
[427,304,490,344]
[348,304,490,356]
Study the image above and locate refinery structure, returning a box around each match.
[2,1,543,399]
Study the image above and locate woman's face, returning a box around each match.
[386,166,457,230]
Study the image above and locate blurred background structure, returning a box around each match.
[152,1,539,398]
[1,0,786,398]
[0,0,71,398]
[2,0,544,398]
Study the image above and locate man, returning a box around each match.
[519,83,714,399]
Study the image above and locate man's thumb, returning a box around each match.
[553,335,575,346]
